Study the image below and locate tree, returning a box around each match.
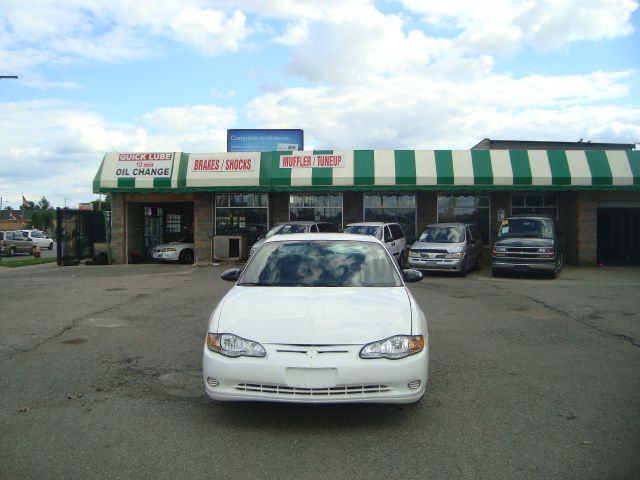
[30,209,54,232]
[37,196,51,210]
[91,193,111,211]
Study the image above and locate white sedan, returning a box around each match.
[150,236,194,264]
[203,233,428,404]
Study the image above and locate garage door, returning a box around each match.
[597,205,640,265]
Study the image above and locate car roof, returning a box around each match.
[275,221,330,225]
[264,232,382,244]
[345,222,394,227]
[424,222,471,228]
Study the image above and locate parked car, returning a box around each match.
[491,215,563,278]
[203,233,428,404]
[406,223,482,276]
[20,229,54,250]
[248,221,339,257]
[150,235,194,264]
[342,222,406,265]
[0,230,35,256]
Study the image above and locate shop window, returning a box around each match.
[511,192,558,219]
[437,193,490,245]
[289,194,343,226]
[216,194,269,246]
[364,193,416,243]
[165,214,182,233]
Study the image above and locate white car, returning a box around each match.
[151,236,194,264]
[20,229,54,250]
[203,233,428,404]
[342,222,407,265]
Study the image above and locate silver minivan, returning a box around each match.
[406,223,482,276]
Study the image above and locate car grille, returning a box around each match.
[497,247,553,260]
[235,383,391,396]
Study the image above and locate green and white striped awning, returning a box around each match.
[93,149,640,193]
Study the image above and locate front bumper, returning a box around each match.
[491,260,556,272]
[202,343,428,404]
[406,256,464,272]
[151,251,179,261]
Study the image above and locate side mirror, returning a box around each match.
[402,269,423,283]
[221,268,242,282]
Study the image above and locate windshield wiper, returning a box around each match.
[238,281,274,286]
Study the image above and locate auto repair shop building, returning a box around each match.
[93,141,639,266]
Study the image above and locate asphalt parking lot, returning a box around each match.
[0,263,638,480]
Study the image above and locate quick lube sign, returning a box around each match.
[116,152,174,177]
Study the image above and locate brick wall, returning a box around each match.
[194,192,213,264]
[110,193,126,264]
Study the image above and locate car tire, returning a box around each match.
[492,268,501,277]
[458,257,467,277]
[48,243,54,250]
[8,247,15,257]
[179,249,194,264]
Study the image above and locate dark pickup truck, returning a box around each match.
[491,215,563,279]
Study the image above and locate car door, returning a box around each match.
[383,225,401,259]
[466,225,482,265]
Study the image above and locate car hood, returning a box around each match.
[410,241,463,252]
[495,238,553,248]
[215,286,413,344]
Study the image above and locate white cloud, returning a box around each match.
[400,0,638,52]
[140,105,238,133]
[246,70,640,149]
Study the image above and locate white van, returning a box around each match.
[21,230,54,250]
[343,222,406,265]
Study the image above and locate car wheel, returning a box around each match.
[48,243,54,250]
[8,247,15,257]
[179,249,194,264]
[458,258,467,277]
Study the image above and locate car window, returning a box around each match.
[266,224,309,238]
[384,226,393,242]
[419,226,464,243]
[0,232,4,240]
[343,225,382,239]
[390,224,404,240]
[317,223,337,232]
[239,240,403,287]
[32,231,45,238]
[497,218,554,240]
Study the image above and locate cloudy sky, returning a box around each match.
[0,0,638,209]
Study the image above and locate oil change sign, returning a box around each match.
[116,152,174,177]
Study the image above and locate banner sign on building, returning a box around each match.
[279,153,345,169]
[116,152,174,177]
[191,154,257,172]
[227,129,304,152]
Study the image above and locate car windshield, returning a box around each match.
[239,240,403,287]
[265,224,309,238]
[343,225,382,239]
[419,226,463,243]
[497,218,554,240]
[32,231,45,238]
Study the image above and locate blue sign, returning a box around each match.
[227,129,304,152]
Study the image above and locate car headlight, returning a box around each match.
[360,335,424,360]
[161,247,176,252]
[408,250,420,258]
[444,252,463,259]
[206,333,266,358]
